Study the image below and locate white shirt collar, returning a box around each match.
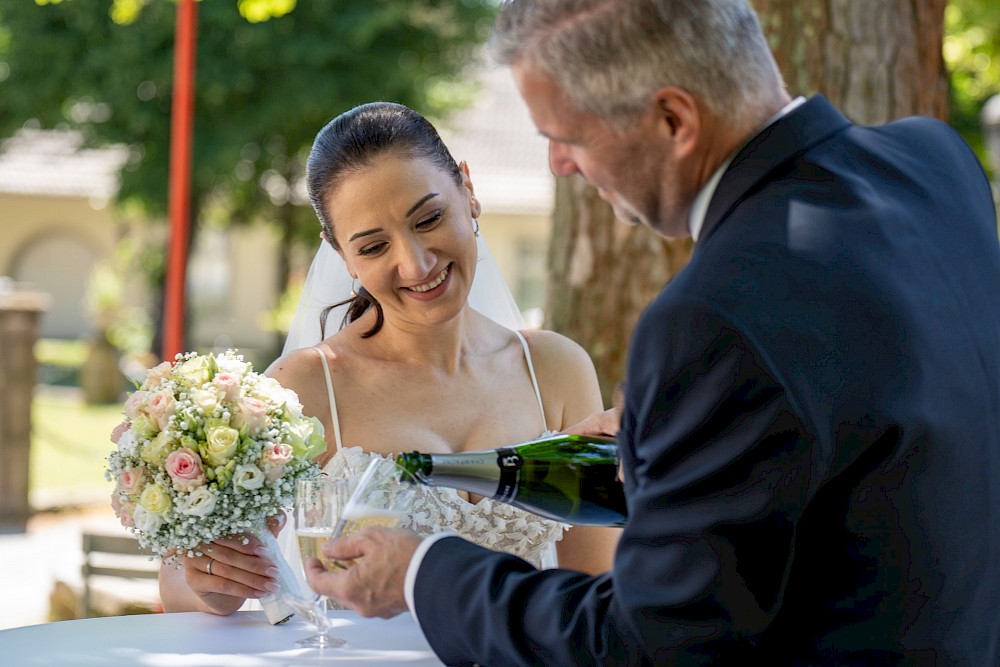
[688,96,806,242]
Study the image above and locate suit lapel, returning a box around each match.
[698,95,852,243]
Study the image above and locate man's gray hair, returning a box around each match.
[489,0,785,124]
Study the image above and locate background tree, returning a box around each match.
[0,0,496,354]
[547,0,964,405]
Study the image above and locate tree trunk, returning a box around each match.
[752,0,949,123]
[546,176,691,406]
[545,1,948,404]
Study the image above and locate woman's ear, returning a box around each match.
[458,161,481,218]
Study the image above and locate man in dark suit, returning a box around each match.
[306,1,1000,663]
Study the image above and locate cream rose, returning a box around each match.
[175,355,211,385]
[165,448,205,490]
[139,482,171,515]
[200,421,241,466]
[141,431,175,466]
[189,387,221,415]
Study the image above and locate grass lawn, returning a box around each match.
[30,388,124,508]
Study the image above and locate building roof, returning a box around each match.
[0,67,554,214]
[0,128,127,201]
[435,66,554,216]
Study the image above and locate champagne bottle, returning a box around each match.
[395,434,627,527]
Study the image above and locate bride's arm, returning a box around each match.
[522,330,622,575]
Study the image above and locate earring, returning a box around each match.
[471,218,480,237]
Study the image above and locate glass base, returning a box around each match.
[295,632,348,649]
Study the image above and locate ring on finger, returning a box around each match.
[206,558,214,576]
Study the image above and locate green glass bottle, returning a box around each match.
[395,434,627,527]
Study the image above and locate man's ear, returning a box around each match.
[651,87,700,159]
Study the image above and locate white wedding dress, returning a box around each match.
[275,329,568,594]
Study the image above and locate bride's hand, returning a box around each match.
[180,523,283,615]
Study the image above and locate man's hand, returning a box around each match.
[563,381,624,438]
[305,527,421,619]
[562,407,621,438]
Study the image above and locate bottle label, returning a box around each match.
[495,448,523,503]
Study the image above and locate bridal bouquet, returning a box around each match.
[107,350,325,562]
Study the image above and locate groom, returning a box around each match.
[306,0,1000,664]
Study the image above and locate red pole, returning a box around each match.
[163,0,198,361]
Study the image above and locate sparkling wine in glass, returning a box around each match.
[291,476,349,649]
[330,458,417,543]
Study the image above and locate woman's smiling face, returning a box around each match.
[326,152,480,329]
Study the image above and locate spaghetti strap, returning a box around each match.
[313,346,344,452]
[512,331,547,430]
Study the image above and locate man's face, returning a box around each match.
[511,62,694,239]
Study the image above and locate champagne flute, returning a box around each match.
[331,458,417,541]
[291,476,349,649]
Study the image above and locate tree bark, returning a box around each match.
[545,1,948,404]
[752,0,949,123]
[546,176,691,406]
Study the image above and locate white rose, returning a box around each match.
[189,387,221,415]
[233,463,265,491]
[254,377,302,413]
[215,355,250,376]
[132,504,164,534]
[177,486,218,517]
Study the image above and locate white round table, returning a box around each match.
[0,609,446,666]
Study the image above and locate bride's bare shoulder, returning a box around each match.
[264,345,325,381]
[518,328,592,368]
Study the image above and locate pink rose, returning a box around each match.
[119,467,143,494]
[110,421,130,445]
[232,396,269,435]
[145,388,176,431]
[212,372,242,403]
[260,443,293,481]
[111,493,135,528]
[144,361,174,388]
[165,447,205,490]
[123,391,148,420]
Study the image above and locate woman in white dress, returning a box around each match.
[159,102,618,616]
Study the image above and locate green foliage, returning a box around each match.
[945,0,1000,173]
[0,0,497,237]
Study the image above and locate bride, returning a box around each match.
[159,102,618,615]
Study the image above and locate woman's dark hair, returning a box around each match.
[306,102,463,338]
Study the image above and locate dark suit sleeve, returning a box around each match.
[413,298,821,665]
